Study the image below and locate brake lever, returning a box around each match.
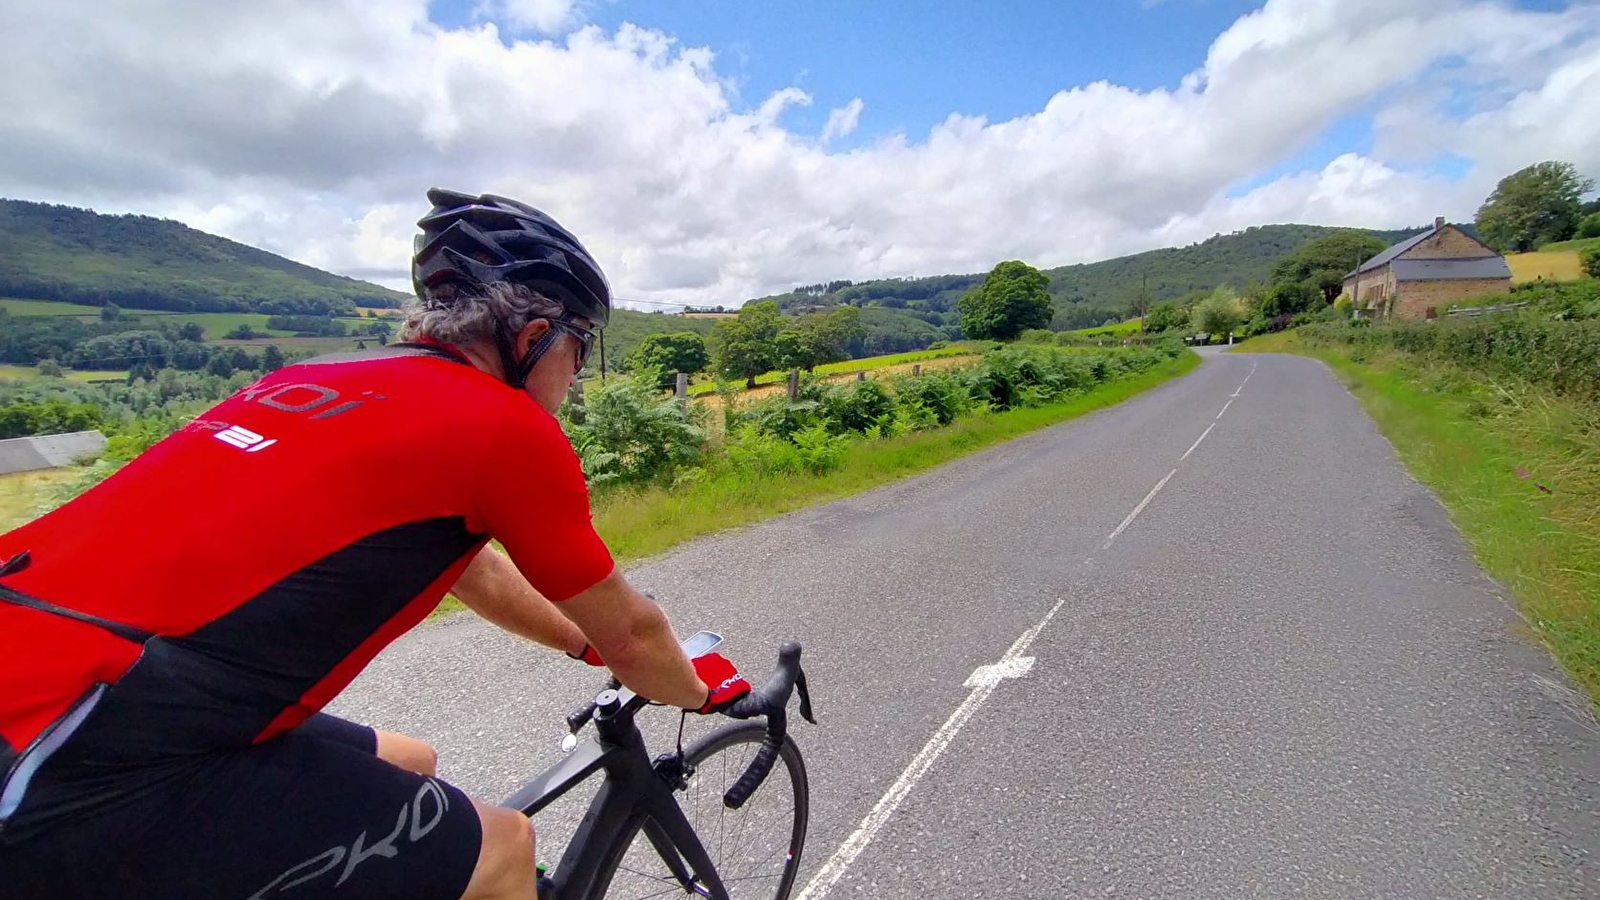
[794,666,816,725]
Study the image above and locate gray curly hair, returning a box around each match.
[399,281,566,348]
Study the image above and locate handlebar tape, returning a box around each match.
[723,735,782,810]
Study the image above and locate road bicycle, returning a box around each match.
[507,632,815,900]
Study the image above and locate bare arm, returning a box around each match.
[557,569,710,710]
[452,545,588,657]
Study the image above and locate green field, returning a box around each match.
[1069,318,1144,338]
[1537,236,1600,255]
[0,364,129,383]
[1,298,392,343]
[214,335,368,353]
[684,345,981,396]
[0,297,107,318]
[1507,250,1583,283]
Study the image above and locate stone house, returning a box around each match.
[1343,218,1511,320]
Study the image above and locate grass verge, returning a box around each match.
[0,470,81,531]
[1238,330,1600,708]
[433,351,1199,616]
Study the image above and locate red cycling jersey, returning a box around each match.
[0,343,613,827]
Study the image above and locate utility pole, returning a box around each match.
[1351,249,1362,320]
[1138,272,1149,338]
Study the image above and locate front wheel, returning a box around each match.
[591,721,809,899]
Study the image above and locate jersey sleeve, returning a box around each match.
[468,398,614,601]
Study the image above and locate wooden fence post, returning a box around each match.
[856,371,866,382]
[675,372,688,405]
[786,369,799,400]
[912,364,921,377]
[566,381,585,424]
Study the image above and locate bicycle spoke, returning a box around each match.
[616,863,684,885]
[607,729,801,900]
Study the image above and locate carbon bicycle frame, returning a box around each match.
[502,697,730,900]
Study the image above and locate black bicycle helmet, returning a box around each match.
[411,188,612,388]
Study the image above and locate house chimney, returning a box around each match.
[1435,216,1445,230]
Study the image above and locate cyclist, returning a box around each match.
[0,189,755,900]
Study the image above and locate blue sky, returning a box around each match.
[8,0,1594,302]
[435,0,1269,140]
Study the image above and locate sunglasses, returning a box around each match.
[550,319,597,373]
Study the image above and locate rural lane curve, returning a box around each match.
[331,347,1600,899]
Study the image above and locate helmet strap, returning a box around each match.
[492,319,562,390]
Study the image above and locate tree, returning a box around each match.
[777,306,866,371]
[1145,302,1187,333]
[1193,288,1242,338]
[709,300,784,388]
[178,322,205,341]
[100,302,121,322]
[1577,213,1600,240]
[205,351,235,377]
[957,261,1053,340]
[626,332,709,388]
[1270,230,1388,303]
[36,358,64,378]
[261,345,286,372]
[1263,281,1319,317]
[1475,161,1595,252]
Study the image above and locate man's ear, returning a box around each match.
[515,318,553,357]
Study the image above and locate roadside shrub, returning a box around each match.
[725,422,850,475]
[892,372,971,425]
[822,378,896,433]
[737,394,823,440]
[1582,246,1600,279]
[562,377,707,483]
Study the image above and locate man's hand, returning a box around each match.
[692,652,751,714]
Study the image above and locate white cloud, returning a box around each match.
[0,0,1595,306]
[821,98,865,143]
[482,0,584,34]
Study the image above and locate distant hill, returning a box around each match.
[760,223,1439,330]
[0,199,409,317]
[603,308,718,367]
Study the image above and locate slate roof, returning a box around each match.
[1391,257,1511,282]
[1350,230,1436,276]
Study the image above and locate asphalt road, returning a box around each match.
[331,347,1600,899]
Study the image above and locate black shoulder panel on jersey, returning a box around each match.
[51,517,484,764]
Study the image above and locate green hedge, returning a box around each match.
[1299,315,1600,401]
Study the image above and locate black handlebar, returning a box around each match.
[720,641,815,809]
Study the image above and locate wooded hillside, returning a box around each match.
[0,199,408,316]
